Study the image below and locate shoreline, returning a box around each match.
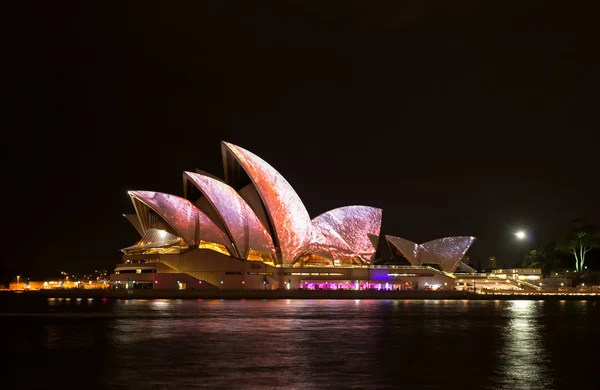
[1,289,598,301]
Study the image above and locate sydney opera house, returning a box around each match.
[110,142,476,291]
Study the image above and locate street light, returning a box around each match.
[514,230,528,267]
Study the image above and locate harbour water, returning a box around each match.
[3,297,598,389]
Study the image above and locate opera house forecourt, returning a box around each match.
[110,141,476,291]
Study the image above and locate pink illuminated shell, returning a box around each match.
[128,190,232,251]
[309,206,382,264]
[222,142,312,264]
[183,171,275,259]
[420,236,476,273]
[385,235,420,266]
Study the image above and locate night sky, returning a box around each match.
[5,1,599,284]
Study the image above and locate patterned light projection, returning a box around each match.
[222,142,312,264]
[128,191,232,252]
[183,171,275,260]
[124,142,474,271]
[385,235,476,273]
[385,236,419,265]
[420,236,476,273]
[308,206,382,264]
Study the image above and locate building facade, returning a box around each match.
[111,142,476,291]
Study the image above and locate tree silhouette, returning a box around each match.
[557,220,600,272]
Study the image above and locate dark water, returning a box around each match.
[2,297,599,389]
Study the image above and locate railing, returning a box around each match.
[454,273,489,277]
[371,265,428,270]
[484,274,541,291]
[514,279,542,291]
[276,264,455,278]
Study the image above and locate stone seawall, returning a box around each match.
[1,289,598,301]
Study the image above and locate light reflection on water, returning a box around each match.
[491,300,552,389]
[2,298,599,389]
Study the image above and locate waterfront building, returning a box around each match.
[9,280,109,291]
[491,268,541,281]
[110,142,477,291]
